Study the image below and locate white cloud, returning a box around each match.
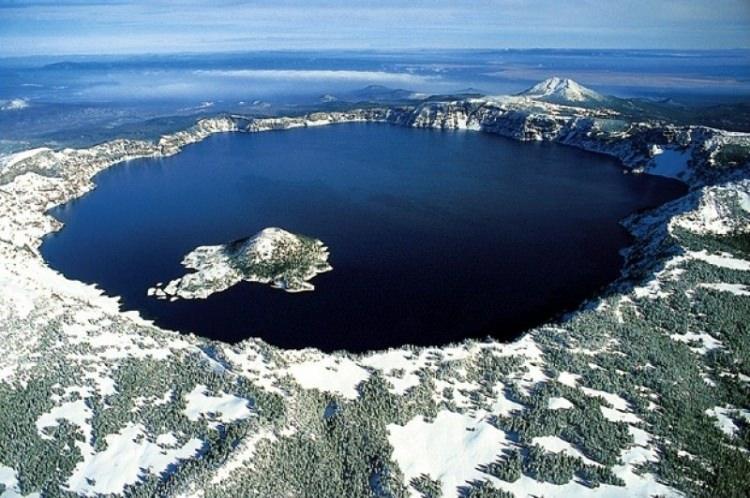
[194,69,434,85]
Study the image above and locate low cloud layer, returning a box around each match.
[193,69,434,85]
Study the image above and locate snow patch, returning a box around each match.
[490,383,526,416]
[0,464,39,498]
[698,282,750,296]
[580,387,631,411]
[285,355,369,399]
[689,250,750,271]
[669,331,723,354]
[36,399,92,442]
[359,349,425,394]
[547,396,574,410]
[672,180,750,234]
[67,423,202,496]
[210,428,277,483]
[600,406,643,424]
[388,410,511,498]
[531,435,598,465]
[183,385,253,423]
[557,371,581,388]
[705,405,750,438]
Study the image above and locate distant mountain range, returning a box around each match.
[322,78,610,107]
[319,85,424,103]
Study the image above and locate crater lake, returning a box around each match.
[42,123,686,351]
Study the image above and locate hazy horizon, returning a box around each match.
[4,47,750,62]
[1,0,749,56]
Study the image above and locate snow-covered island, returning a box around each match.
[149,228,332,300]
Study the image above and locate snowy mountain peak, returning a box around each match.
[519,77,605,104]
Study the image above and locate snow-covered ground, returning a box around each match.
[705,405,750,439]
[388,410,512,498]
[284,354,370,399]
[183,385,254,423]
[0,88,748,497]
[67,424,203,496]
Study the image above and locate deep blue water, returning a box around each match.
[42,124,686,352]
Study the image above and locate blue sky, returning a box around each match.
[1,0,749,56]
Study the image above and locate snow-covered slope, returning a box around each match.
[0,83,749,497]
